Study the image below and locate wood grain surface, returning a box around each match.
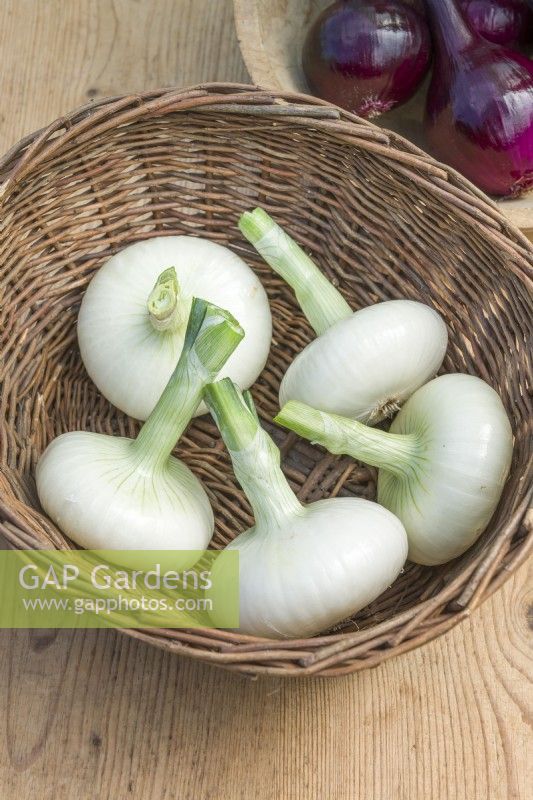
[0,2,531,798]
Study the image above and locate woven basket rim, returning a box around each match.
[0,82,531,678]
[1,83,532,257]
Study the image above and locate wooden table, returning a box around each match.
[0,3,531,798]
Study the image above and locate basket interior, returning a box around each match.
[0,108,531,636]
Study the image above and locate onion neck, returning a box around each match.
[239,208,352,337]
[133,299,244,471]
[275,402,424,482]
[424,0,477,57]
[147,267,185,333]
[205,379,304,528]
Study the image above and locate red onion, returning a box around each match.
[424,0,533,197]
[302,1,431,118]
[458,0,533,47]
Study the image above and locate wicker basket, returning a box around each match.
[0,83,531,677]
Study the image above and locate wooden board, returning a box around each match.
[233,0,533,241]
[0,2,531,798]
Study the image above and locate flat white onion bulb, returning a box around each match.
[222,496,408,639]
[279,300,448,422]
[205,380,408,639]
[38,299,243,552]
[36,432,214,551]
[277,374,514,566]
[239,208,447,423]
[78,236,272,420]
[379,374,514,564]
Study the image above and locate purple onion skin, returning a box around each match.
[302,1,431,118]
[458,0,533,48]
[424,0,533,197]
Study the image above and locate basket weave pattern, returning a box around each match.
[0,84,531,677]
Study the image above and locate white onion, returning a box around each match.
[78,236,272,420]
[37,299,243,551]
[279,300,447,422]
[205,380,408,639]
[239,208,447,423]
[277,374,514,565]
[36,431,213,550]
[225,496,408,639]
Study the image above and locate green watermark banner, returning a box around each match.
[0,550,239,629]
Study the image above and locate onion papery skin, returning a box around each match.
[302,0,431,118]
[424,0,533,197]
